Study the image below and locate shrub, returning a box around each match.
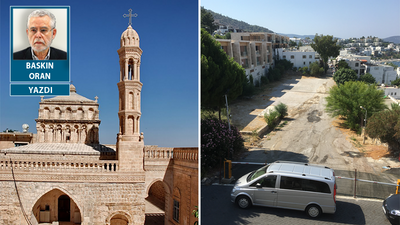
[300,66,309,75]
[242,77,255,96]
[391,77,400,86]
[201,119,244,175]
[264,109,280,130]
[359,73,376,84]
[333,68,358,85]
[365,107,400,152]
[310,61,322,76]
[261,75,269,85]
[274,103,288,119]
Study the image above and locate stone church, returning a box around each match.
[0,21,198,225]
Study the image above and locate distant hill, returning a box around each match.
[279,34,315,39]
[204,8,273,33]
[383,36,400,44]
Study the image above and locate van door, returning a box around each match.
[277,176,306,210]
[251,175,278,207]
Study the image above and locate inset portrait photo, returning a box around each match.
[12,7,69,60]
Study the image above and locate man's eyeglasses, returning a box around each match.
[29,27,54,35]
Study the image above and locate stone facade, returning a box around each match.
[0,22,198,225]
[35,84,100,144]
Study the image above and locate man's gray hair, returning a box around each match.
[27,10,56,29]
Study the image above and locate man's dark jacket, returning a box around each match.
[13,47,67,60]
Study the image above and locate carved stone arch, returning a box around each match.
[135,116,140,134]
[54,107,61,119]
[127,115,134,135]
[77,107,84,120]
[129,91,134,109]
[106,210,133,225]
[65,107,72,120]
[43,107,50,119]
[88,108,95,120]
[173,186,181,199]
[128,58,134,80]
[29,187,82,224]
[145,179,171,198]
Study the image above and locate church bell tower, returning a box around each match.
[116,11,144,172]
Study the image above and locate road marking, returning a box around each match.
[211,183,234,186]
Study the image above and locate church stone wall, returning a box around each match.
[0,181,145,225]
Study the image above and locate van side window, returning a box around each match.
[280,176,302,190]
[250,175,277,188]
[302,179,331,193]
[280,176,331,193]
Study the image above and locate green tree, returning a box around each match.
[214,32,231,40]
[310,61,323,76]
[365,107,400,152]
[201,29,246,119]
[337,60,350,70]
[326,81,387,132]
[311,34,341,71]
[359,73,376,84]
[387,62,398,70]
[333,68,358,85]
[201,7,218,34]
[391,77,400,86]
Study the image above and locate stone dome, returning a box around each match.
[120,25,140,47]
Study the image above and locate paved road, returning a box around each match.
[201,185,392,225]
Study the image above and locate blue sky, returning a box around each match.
[201,0,400,39]
[0,0,199,147]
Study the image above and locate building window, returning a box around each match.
[240,46,248,57]
[302,55,306,59]
[355,63,359,67]
[309,55,312,59]
[303,62,306,65]
[14,143,28,147]
[283,55,286,59]
[291,55,294,59]
[173,199,180,222]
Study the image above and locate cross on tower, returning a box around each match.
[123,9,138,26]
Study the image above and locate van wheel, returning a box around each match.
[236,196,251,209]
[306,204,322,218]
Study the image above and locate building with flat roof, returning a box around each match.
[216,32,289,85]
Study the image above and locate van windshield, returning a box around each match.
[247,165,269,182]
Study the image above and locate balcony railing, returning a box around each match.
[144,148,173,159]
[173,148,198,162]
[0,160,119,172]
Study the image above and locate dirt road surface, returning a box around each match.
[230,72,400,184]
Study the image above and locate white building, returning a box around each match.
[336,55,371,77]
[366,64,398,85]
[380,86,400,99]
[277,48,319,69]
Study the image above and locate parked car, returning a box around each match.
[383,194,400,225]
[230,161,337,218]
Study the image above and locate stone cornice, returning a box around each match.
[0,171,145,183]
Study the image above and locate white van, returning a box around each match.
[230,161,337,218]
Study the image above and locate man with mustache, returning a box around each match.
[13,9,67,60]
